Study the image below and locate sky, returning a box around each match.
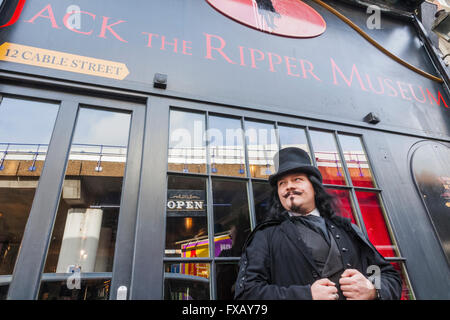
[0,97,131,151]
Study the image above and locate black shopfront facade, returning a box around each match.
[0,0,449,300]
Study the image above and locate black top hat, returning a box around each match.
[268,147,323,186]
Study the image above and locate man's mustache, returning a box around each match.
[283,191,303,198]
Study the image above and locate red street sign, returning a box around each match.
[206,0,326,38]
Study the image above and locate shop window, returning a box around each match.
[38,278,110,300]
[309,130,347,186]
[411,142,450,265]
[168,110,206,174]
[355,191,397,258]
[165,176,208,258]
[212,179,251,257]
[39,107,131,300]
[0,97,58,278]
[278,125,310,155]
[216,262,239,300]
[253,181,272,224]
[164,108,414,299]
[208,115,246,177]
[245,120,278,179]
[164,263,210,300]
[338,134,376,188]
[325,188,357,224]
[391,262,414,300]
[0,284,9,300]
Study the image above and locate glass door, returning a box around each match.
[38,107,132,300]
[1,86,145,300]
[0,97,59,299]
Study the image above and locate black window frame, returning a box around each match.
[0,83,147,300]
[162,102,415,300]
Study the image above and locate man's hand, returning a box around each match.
[311,278,339,300]
[339,269,377,300]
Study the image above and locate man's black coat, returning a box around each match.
[234,212,402,300]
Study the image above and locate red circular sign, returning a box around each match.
[206,0,326,38]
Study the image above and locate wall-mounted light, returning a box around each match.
[185,217,193,230]
[153,73,168,89]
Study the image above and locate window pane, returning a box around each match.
[279,125,310,155]
[309,130,347,185]
[0,97,58,276]
[208,115,246,177]
[245,121,278,179]
[212,179,250,257]
[166,176,208,258]
[338,135,376,188]
[253,181,272,224]
[390,262,414,300]
[164,263,210,300]
[355,191,397,258]
[411,142,450,264]
[0,284,8,300]
[39,278,110,300]
[216,263,239,300]
[168,110,206,174]
[326,188,357,225]
[42,108,131,278]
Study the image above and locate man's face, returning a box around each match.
[277,172,316,214]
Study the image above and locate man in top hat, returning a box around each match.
[234,147,402,300]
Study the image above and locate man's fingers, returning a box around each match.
[329,293,339,300]
[316,278,335,286]
[341,268,359,277]
[339,277,354,286]
[340,284,353,292]
[311,278,338,300]
[326,286,338,300]
[329,286,338,294]
[342,289,358,300]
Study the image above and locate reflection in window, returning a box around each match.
[42,108,131,280]
[208,116,246,177]
[338,135,375,188]
[309,130,347,185]
[253,181,272,224]
[391,262,414,300]
[168,111,206,174]
[0,97,58,276]
[216,263,239,300]
[212,179,250,257]
[245,121,278,179]
[279,125,310,155]
[326,188,357,224]
[412,142,450,264]
[164,263,210,300]
[0,285,8,300]
[38,278,110,300]
[355,191,397,258]
[165,176,208,258]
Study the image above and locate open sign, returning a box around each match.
[167,190,206,217]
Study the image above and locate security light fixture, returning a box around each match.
[154,73,168,89]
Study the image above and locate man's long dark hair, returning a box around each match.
[266,174,338,221]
